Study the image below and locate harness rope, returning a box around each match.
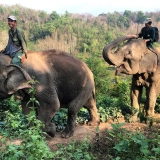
[148,47,159,65]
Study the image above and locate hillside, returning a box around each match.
[0,4,160,54]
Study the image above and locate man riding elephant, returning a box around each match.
[0,15,27,65]
[0,49,100,138]
[132,18,156,49]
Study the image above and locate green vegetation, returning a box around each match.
[1,67,159,159]
[0,4,160,160]
[1,102,160,159]
[0,4,160,52]
[0,81,54,160]
[92,123,160,160]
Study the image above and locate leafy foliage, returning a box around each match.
[52,108,67,131]
[0,80,54,160]
[1,5,160,53]
[53,139,96,160]
[92,123,160,160]
[0,96,21,121]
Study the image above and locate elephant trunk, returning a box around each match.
[102,35,135,66]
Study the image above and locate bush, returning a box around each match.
[53,139,96,160]
[91,123,160,160]
[0,80,54,159]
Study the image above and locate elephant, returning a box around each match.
[102,35,160,119]
[0,49,100,138]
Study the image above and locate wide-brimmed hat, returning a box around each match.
[7,15,17,21]
[144,18,152,24]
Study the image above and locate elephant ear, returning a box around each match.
[138,52,158,74]
[3,64,34,94]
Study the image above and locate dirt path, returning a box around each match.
[46,120,151,150]
[47,114,160,150]
[46,122,112,146]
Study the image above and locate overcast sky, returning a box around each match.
[0,0,160,16]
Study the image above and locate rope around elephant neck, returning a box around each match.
[148,47,159,65]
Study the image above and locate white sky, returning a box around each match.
[0,0,160,16]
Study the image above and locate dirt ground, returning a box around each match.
[46,114,160,151]
[2,114,160,151]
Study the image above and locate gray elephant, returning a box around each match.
[103,35,160,119]
[0,49,100,137]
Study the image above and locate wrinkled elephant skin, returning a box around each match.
[0,49,100,137]
[103,36,160,118]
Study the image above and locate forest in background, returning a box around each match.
[0,4,160,55]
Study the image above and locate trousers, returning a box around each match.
[11,51,23,66]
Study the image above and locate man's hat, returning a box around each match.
[7,15,17,21]
[144,18,152,24]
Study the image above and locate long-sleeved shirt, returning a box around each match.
[138,26,155,48]
[5,27,27,57]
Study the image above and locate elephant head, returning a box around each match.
[103,35,158,75]
[0,64,33,97]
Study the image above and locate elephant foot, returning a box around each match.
[44,122,56,137]
[146,111,155,118]
[61,125,74,138]
[131,115,139,122]
[124,114,139,123]
[87,119,100,126]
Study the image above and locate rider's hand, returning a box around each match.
[144,39,150,43]
[0,48,5,53]
[20,54,26,63]
[132,35,139,39]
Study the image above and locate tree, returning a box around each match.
[135,11,146,34]
[136,11,146,24]
[50,11,60,20]
[123,10,132,17]
[117,15,130,28]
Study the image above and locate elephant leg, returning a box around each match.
[61,108,78,138]
[61,102,81,138]
[145,85,157,117]
[131,76,143,120]
[37,96,60,137]
[84,93,100,126]
[61,89,93,138]
[21,95,32,115]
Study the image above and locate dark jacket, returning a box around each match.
[138,27,155,47]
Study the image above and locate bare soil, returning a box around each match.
[46,114,160,151]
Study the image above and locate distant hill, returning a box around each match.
[0,4,160,53]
